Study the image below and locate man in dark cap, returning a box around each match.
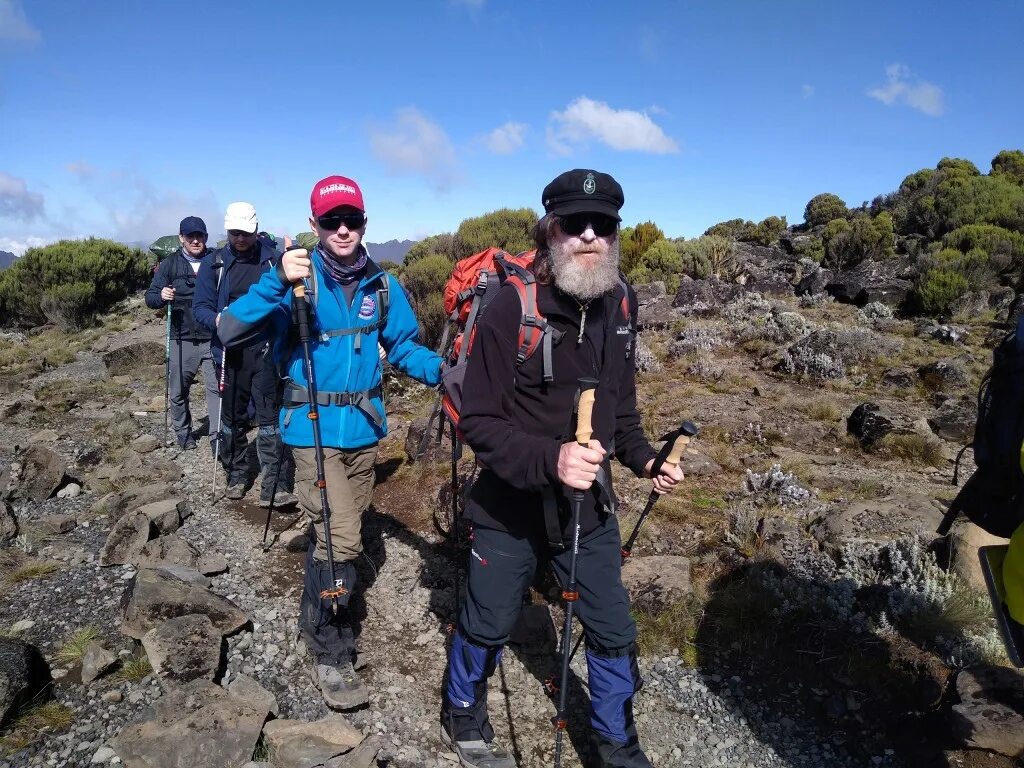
[437,170,685,768]
[145,216,219,450]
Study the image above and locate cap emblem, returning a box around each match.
[583,173,596,195]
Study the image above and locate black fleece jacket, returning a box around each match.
[459,278,656,539]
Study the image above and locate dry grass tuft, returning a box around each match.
[878,432,946,468]
[112,652,152,684]
[0,702,74,755]
[55,626,100,664]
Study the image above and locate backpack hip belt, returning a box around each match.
[283,383,384,428]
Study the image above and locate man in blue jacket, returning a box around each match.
[193,202,296,505]
[217,176,443,710]
[144,216,217,450]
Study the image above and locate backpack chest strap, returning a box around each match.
[283,383,384,427]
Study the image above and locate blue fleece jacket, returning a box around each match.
[217,247,442,450]
[192,241,280,355]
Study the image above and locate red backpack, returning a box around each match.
[438,247,564,427]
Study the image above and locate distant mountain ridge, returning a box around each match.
[366,239,415,265]
[0,250,15,270]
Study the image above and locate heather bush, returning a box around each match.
[804,193,848,228]
[40,281,96,331]
[456,208,538,256]
[400,253,453,348]
[0,238,149,328]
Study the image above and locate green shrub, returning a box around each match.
[822,213,894,270]
[676,235,735,280]
[628,239,683,292]
[741,215,788,246]
[703,218,755,241]
[804,193,848,228]
[917,267,969,316]
[456,208,537,256]
[620,221,665,276]
[401,253,454,349]
[0,238,148,328]
[942,223,1024,272]
[992,149,1024,186]
[936,157,981,177]
[40,281,95,330]
[403,232,470,266]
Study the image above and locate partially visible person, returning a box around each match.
[144,216,217,450]
[193,202,296,505]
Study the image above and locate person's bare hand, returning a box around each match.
[161,286,175,302]
[557,439,606,490]
[644,458,685,495]
[282,248,311,282]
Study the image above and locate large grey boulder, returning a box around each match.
[110,679,268,768]
[101,511,154,565]
[100,512,153,567]
[0,638,51,726]
[228,673,278,717]
[323,737,383,768]
[120,568,248,640]
[142,615,222,684]
[6,444,66,503]
[137,499,187,535]
[136,533,201,570]
[102,342,164,376]
[928,397,977,442]
[621,555,691,613]
[918,359,970,391]
[94,483,176,518]
[811,495,944,554]
[951,665,1024,757]
[672,278,742,314]
[846,402,894,447]
[262,715,364,768]
[825,259,913,308]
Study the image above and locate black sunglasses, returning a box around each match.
[317,211,366,231]
[558,213,618,237]
[227,229,255,237]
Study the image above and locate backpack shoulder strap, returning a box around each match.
[505,271,563,383]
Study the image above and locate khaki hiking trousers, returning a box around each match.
[292,444,378,563]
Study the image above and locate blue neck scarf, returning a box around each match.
[318,244,367,285]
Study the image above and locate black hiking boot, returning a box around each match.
[590,733,653,768]
[225,483,245,500]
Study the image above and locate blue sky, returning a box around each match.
[0,0,1022,255]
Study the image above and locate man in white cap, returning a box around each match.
[194,202,296,505]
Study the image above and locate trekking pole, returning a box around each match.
[211,347,227,500]
[289,248,345,608]
[546,419,701,690]
[621,420,699,559]
[554,377,598,768]
[163,307,172,443]
[448,417,461,634]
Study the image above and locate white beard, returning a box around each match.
[550,237,620,301]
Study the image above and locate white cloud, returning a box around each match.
[0,0,40,42]
[0,236,48,256]
[482,122,527,155]
[66,161,98,179]
[369,107,461,191]
[0,171,44,220]
[867,63,946,117]
[107,175,220,243]
[801,84,815,99]
[546,97,679,155]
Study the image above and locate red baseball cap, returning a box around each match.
[310,175,365,217]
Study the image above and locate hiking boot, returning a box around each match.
[440,724,516,768]
[311,661,369,710]
[225,483,245,500]
[259,490,298,508]
[178,434,197,451]
[591,734,652,768]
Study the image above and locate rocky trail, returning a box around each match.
[2,264,1024,768]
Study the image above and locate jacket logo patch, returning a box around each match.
[616,325,631,335]
[358,295,376,319]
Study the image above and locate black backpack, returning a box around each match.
[939,325,1024,537]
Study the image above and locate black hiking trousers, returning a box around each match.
[219,343,287,489]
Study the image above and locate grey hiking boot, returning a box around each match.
[440,726,516,768]
[311,661,369,710]
[259,490,298,508]
[225,483,245,500]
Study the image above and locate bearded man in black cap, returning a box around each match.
[438,170,684,768]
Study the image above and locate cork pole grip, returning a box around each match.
[575,387,596,447]
[665,435,691,466]
[287,247,309,298]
